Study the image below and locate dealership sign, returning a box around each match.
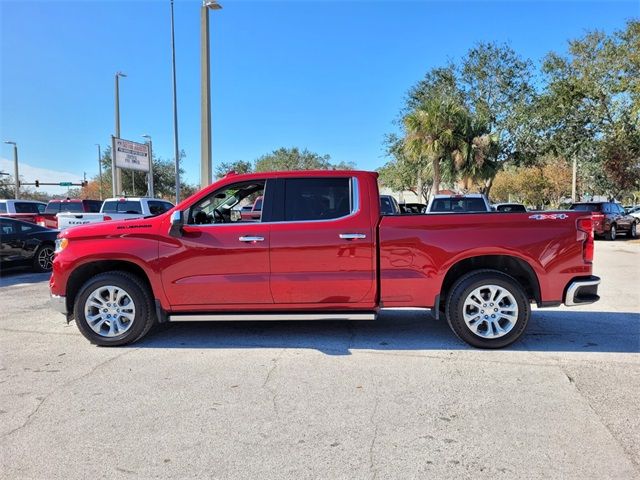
[114,138,150,172]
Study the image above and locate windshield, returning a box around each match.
[431,198,487,212]
[102,201,142,214]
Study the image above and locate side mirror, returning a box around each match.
[169,210,184,237]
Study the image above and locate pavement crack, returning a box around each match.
[558,364,640,473]
[1,348,139,440]
[368,392,380,479]
[262,349,285,416]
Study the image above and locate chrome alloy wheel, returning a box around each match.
[38,246,54,270]
[462,285,519,339]
[84,285,136,337]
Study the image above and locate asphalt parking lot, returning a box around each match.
[1,240,638,479]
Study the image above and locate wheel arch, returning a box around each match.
[440,255,541,307]
[65,260,154,316]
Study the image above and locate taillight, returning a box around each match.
[103,216,112,221]
[577,217,594,263]
[35,215,46,227]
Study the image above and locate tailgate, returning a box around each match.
[57,213,103,229]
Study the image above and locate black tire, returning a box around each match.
[608,224,617,241]
[628,222,637,239]
[445,270,530,349]
[32,244,54,272]
[73,271,156,346]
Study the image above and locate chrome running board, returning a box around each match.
[169,313,376,322]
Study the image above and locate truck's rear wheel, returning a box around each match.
[74,271,155,346]
[445,270,530,349]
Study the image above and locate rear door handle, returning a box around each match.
[339,233,366,240]
[239,236,265,242]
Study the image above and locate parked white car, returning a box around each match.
[425,194,492,213]
[57,197,174,230]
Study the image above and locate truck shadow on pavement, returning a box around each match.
[135,309,640,354]
[0,269,50,288]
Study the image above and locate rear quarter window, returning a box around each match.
[0,202,7,213]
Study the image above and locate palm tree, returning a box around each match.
[403,97,469,195]
[447,117,499,192]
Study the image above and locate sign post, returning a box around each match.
[111,136,117,197]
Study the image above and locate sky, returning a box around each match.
[1,0,638,194]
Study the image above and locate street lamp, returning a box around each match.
[170,0,181,204]
[114,71,127,196]
[95,144,103,200]
[3,141,19,199]
[142,134,154,198]
[201,0,222,189]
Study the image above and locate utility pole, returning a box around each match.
[170,0,181,204]
[114,71,126,196]
[200,1,222,189]
[3,141,19,198]
[96,144,103,200]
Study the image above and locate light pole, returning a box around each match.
[142,134,154,198]
[201,0,222,189]
[3,141,19,198]
[170,0,181,204]
[95,144,103,200]
[114,71,127,196]
[571,155,578,202]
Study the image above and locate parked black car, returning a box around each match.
[0,218,58,272]
[569,202,638,240]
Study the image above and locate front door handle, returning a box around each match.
[239,236,265,243]
[339,233,366,240]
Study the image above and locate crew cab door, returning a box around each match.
[268,176,376,305]
[160,178,273,306]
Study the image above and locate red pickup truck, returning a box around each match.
[49,170,600,349]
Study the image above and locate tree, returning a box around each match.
[459,43,537,166]
[403,96,469,194]
[0,175,14,198]
[254,147,353,172]
[378,134,433,201]
[539,20,639,198]
[490,157,572,209]
[215,160,253,179]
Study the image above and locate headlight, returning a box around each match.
[55,238,69,253]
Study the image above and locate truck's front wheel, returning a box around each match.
[74,271,156,346]
[445,270,530,349]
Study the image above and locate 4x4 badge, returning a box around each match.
[528,213,569,220]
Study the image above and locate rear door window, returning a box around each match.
[283,178,351,221]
